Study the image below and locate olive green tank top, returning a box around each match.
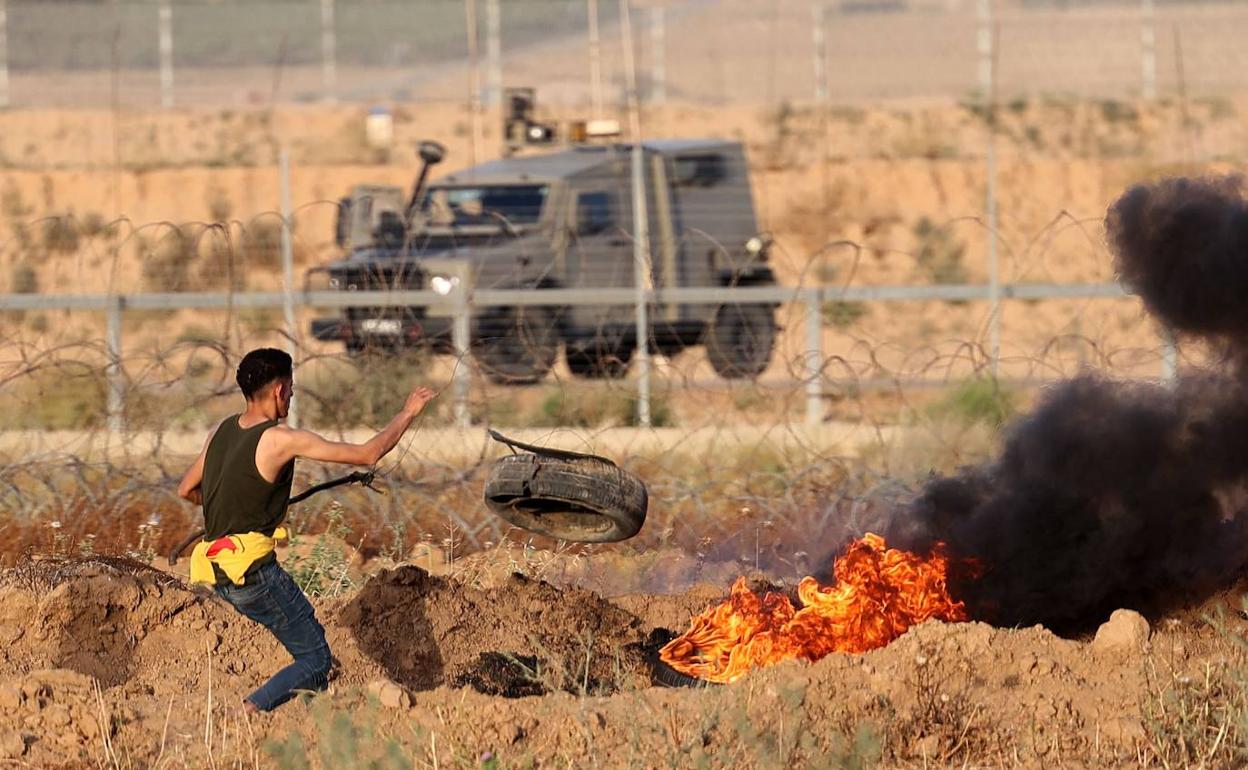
[202,415,294,541]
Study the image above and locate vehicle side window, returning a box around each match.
[672,154,725,187]
[576,192,614,235]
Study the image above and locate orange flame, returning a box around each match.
[659,533,968,683]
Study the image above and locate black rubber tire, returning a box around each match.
[705,303,777,379]
[483,453,647,543]
[650,657,716,689]
[474,307,559,385]
[566,343,634,379]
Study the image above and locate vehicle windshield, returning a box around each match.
[422,184,547,228]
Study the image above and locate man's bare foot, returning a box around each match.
[243,700,259,715]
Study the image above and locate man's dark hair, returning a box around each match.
[236,348,292,400]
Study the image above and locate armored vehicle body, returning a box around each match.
[309,139,778,383]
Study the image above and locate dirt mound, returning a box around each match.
[0,554,1242,768]
[0,557,209,688]
[341,566,656,696]
[0,554,184,592]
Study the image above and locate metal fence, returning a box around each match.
[4,0,1248,108]
[0,122,1189,439]
[0,278,1180,435]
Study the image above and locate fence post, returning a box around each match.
[107,296,124,435]
[279,148,299,428]
[320,0,337,103]
[464,0,483,166]
[1161,327,1177,382]
[485,0,502,107]
[648,6,665,106]
[805,290,824,427]
[158,0,174,108]
[452,286,472,429]
[587,0,603,118]
[622,0,652,429]
[813,1,827,105]
[978,0,1000,376]
[0,0,10,109]
[1140,0,1156,100]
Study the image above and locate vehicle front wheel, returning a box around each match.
[473,307,559,385]
[705,304,777,379]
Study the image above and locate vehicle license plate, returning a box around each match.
[359,319,402,335]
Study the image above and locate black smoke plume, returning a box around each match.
[895,374,1248,632]
[892,176,1248,633]
[1108,175,1248,349]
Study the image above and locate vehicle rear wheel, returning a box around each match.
[705,304,777,379]
[483,453,647,543]
[566,340,634,379]
[473,307,559,385]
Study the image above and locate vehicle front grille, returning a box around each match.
[336,264,424,291]
[336,263,426,322]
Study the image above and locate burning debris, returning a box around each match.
[664,175,1248,680]
[659,534,967,683]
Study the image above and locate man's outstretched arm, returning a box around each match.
[272,386,436,468]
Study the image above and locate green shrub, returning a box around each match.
[1099,98,1138,124]
[41,215,79,255]
[77,211,116,240]
[285,503,355,598]
[534,386,673,428]
[1142,609,1248,768]
[912,216,967,285]
[139,225,197,292]
[206,187,232,223]
[265,698,407,770]
[823,300,868,329]
[10,263,37,293]
[1,182,29,220]
[925,377,1017,428]
[299,353,434,429]
[191,223,243,291]
[0,370,107,430]
[242,216,284,271]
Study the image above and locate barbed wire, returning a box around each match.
[0,195,1192,575]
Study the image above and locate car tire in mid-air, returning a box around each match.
[705,303,777,379]
[473,307,560,385]
[483,453,647,543]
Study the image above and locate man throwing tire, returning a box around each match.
[177,347,435,712]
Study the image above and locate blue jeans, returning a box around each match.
[214,560,332,712]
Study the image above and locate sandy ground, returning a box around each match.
[0,423,898,465]
[0,552,1242,769]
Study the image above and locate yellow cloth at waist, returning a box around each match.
[189,526,289,586]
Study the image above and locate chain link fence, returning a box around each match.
[5,0,1248,108]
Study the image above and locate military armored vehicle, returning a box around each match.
[308,137,779,384]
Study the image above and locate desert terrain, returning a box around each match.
[3,37,1248,764]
